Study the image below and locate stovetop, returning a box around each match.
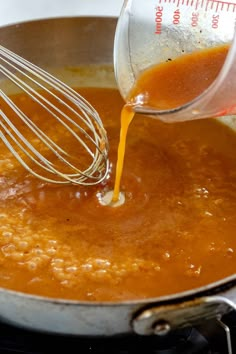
[0,311,235,354]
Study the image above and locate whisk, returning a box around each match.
[0,45,109,185]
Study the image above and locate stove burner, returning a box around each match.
[0,312,235,354]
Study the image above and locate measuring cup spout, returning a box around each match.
[114,0,236,122]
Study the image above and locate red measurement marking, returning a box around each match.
[155,6,164,34]
[225,2,236,11]
[157,0,236,13]
[208,0,236,12]
[220,0,236,5]
[205,0,210,10]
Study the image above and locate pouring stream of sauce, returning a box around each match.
[112,105,135,202]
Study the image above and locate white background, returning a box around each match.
[0,0,123,27]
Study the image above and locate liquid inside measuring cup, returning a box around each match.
[112,44,230,202]
[128,44,229,110]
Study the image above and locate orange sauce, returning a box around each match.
[0,85,235,301]
[0,45,235,302]
[112,45,229,201]
[129,45,229,110]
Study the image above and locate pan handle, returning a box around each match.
[132,287,236,336]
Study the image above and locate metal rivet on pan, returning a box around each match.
[153,320,171,336]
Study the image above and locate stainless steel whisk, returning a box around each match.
[0,45,109,185]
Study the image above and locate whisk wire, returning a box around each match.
[0,45,104,138]
[0,102,93,184]
[0,51,108,180]
[0,56,100,159]
[0,90,84,176]
[0,45,109,185]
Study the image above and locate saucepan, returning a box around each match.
[0,16,236,337]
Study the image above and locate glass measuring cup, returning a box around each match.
[114,0,236,122]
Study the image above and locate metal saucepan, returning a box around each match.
[0,17,236,337]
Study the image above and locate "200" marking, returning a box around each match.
[155,6,163,34]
